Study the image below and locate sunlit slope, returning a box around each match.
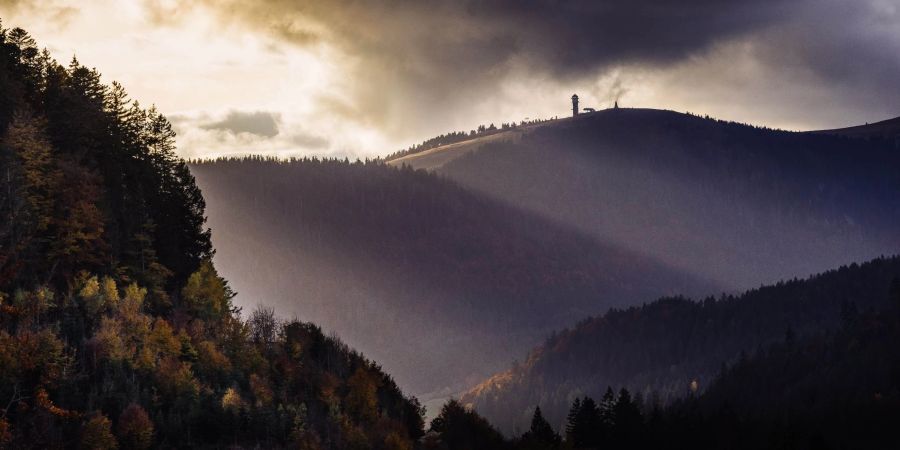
[388,119,560,170]
[413,108,900,289]
[191,159,718,398]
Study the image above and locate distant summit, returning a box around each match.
[391,108,900,290]
[811,115,900,144]
[196,108,900,403]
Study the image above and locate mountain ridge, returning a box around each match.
[190,157,718,398]
[388,108,900,170]
[460,255,900,434]
[424,107,900,289]
[811,115,900,141]
[193,107,900,403]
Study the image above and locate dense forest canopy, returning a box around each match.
[427,264,900,450]
[0,23,213,301]
[383,116,557,162]
[0,22,424,449]
[461,256,900,435]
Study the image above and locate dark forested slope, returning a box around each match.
[393,108,900,291]
[189,158,715,397]
[461,256,900,434]
[428,274,900,449]
[0,23,423,449]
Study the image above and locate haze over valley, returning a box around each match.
[193,108,900,404]
[2,1,900,448]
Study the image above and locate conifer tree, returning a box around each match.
[611,388,642,447]
[565,397,581,441]
[566,396,601,448]
[520,406,560,449]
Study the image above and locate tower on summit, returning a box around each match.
[572,94,579,117]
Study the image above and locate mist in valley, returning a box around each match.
[191,109,900,407]
[191,157,717,401]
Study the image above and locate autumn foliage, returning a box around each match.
[0,22,423,448]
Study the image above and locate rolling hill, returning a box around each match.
[391,108,900,290]
[460,256,900,434]
[812,115,900,141]
[189,158,716,401]
[195,108,900,406]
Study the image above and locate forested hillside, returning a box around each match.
[427,277,900,449]
[0,23,423,449]
[189,157,715,397]
[461,256,900,434]
[394,108,900,290]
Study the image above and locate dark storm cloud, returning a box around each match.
[456,0,797,75]
[201,110,281,138]
[720,0,900,123]
[201,0,899,132]
[782,2,900,97]
[205,0,795,76]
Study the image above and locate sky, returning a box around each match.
[1,0,899,160]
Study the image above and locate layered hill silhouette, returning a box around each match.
[433,260,900,449]
[390,108,900,290]
[195,108,900,404]
[190,158,715,399]
[5,13,900,449]
[460,256,900,435]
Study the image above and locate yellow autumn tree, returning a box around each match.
[116,403,154,450]
[221,387,246,414]
[118,283,147,319]
[77,274,105,318]
[345,367,381,424]
[196,340,231,378]
[181,260,233,320]
[91,316,128,363]
[136,318,180,371]
[100,277,119,309]
[80,413,118,450]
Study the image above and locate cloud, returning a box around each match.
[290,133,329,150]
[8,0,897,159]
[163,109,349,160]
[199,0,794,77]
[190,0,899,138]
[0,0,79,28]
[0,0,29,10]
[140,0,195,27]
[201,110,281,138]
[637,0,900,128]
